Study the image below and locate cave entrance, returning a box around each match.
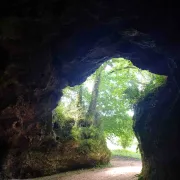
[52,58,166,173]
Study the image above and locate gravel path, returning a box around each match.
[33,157,142,180]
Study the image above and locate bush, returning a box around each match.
[53,119,75,141]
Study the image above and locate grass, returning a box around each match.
[111,149,141,159]
[95,163,112,169]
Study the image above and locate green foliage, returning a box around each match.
[53,119,75,141]
[55,86,86,121]
[54,58,166,149]
[70,120,110,164]
[119,134,134,149]
[71,126,98,141]
[78,139,99,154]
[111,149,141,159]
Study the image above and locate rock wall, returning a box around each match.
[134,74,180,179]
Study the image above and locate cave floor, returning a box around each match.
[31,157,142,180]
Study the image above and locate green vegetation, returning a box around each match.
[53,58,166,159]
[111,149,141,159]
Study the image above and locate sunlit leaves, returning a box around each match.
[55,58,166,148]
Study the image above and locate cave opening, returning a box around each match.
[51,58,167,178]
[0,28,177,179]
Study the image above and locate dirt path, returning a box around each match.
[33,157,142,180]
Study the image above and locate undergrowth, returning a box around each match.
[111,149,141,159]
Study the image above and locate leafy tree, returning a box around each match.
[54,58,166,148]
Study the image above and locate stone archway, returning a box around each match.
[0,1,180,179]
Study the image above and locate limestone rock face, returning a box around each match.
[134,76,180,179]
[0,0,180,179]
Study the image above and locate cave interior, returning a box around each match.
[0,1,180,179]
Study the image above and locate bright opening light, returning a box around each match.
[84,79,94,93]
[127,109,134,117]
[106,136,120,150]
[136,73,144,82]
[107,136,139,152]
[105,65,112,72]
[105,166,142,176]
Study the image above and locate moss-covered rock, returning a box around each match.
[134,77,180,179]
[1,118,110,179]
[2,139,110,179]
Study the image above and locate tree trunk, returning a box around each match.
[76,85,84,120]
[86,68,102,121]
[77,85,83,108]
